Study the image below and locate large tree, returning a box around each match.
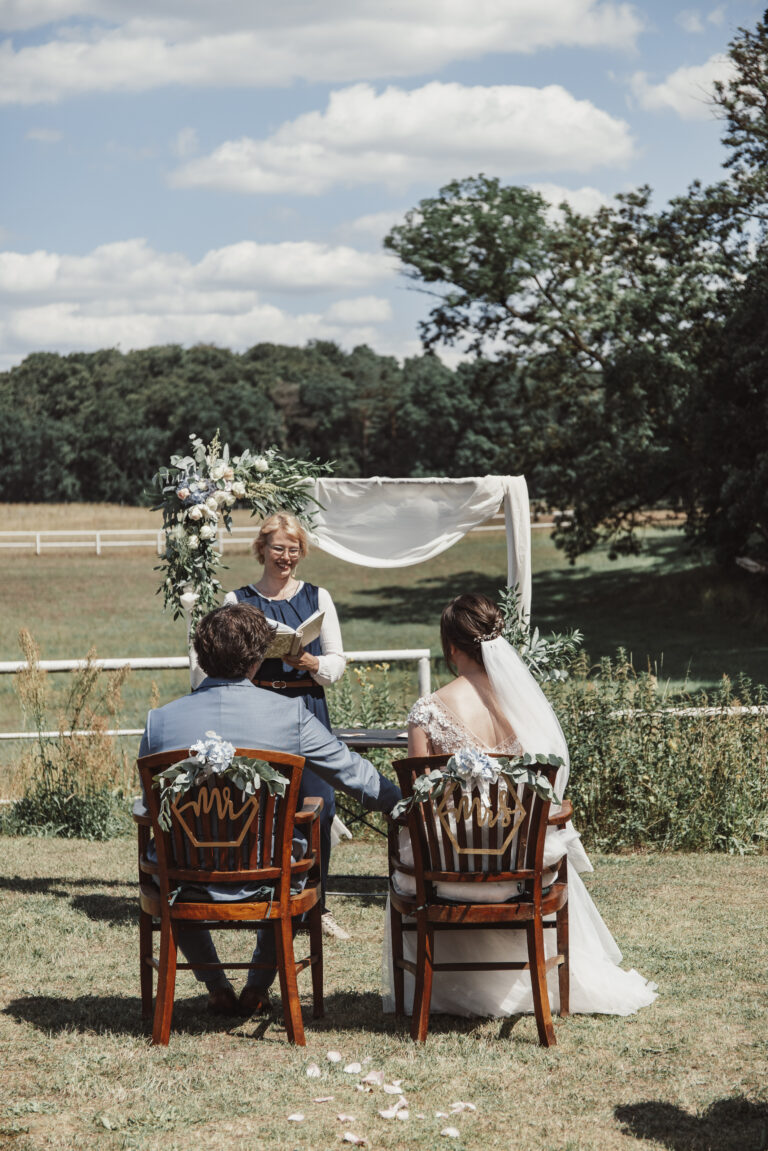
[384,13,768,561]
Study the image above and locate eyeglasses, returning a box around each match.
[269,545,301,558]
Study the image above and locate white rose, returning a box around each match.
[214,489,229,506]
[187,505,203,521]
[205,497,218,512]
[188,535,200,550]
[211,463,227,480]
[254,456,269,473]
[232,481,246,498]
[204,504,219,521]
[225,494,236,507]
[199,524,216,541]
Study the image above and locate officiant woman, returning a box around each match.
[225,511,348,938]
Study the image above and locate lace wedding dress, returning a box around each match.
[382,694,658,1018]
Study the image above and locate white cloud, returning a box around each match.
[0,236,399,364]
[325,296,392,324]
[676,9,704,34]
[631,53,735,120]
[348,210,409,240]
[172,81,634,195]
[0,1,642,103]
[171,126,198,158]
[25,126,62,141]
[530,182,613,215]
[707,6,725,27]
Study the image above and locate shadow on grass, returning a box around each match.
[0,875,134,896]
[615,1098,768,1150]
[339,570,500,625]
[4,990,527,1044]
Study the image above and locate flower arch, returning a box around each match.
[150,433,332,629]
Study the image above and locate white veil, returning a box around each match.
[481,635,592,873]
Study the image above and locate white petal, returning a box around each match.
[314,1096,334,1103]
[287,1113,304,1122]
[379,1096,408,1119]
[396,1110,409,1121]
[449,1101,477,1113]
[342,1135,367,1146]
[306,1063,321,1078]
[327,1051,342,1063]
[361,1071,385,1086]
[337,1114,356,1123]
[441,1128,461,1138]
[354,1085,371,1093]
[435,1112,449,1118]
[382,1084,403,1094]
[343,1062,362,1074]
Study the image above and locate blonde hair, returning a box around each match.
[253,512,309,564]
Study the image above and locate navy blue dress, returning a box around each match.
[232,581,336,907]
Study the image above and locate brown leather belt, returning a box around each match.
[253,679,323,696]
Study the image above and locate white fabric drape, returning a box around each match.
[309,476,531,612]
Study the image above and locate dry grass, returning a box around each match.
[0,837,766,1151]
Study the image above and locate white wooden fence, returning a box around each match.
[0,648,432,744]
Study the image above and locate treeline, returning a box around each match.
[0,342,524,503]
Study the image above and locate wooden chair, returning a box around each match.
[388,754,570,1045]
[135,748,323,1046]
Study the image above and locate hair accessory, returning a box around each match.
[473,626,503,644]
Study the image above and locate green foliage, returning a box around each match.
[1,630,132,840]
[498,584,584,682]
[2,759,128,841]
[551,653,768,854]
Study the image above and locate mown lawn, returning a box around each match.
[0,837,766,1151]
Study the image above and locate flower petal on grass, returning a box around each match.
[379,1096,408,1119]
[450,1101,476,1113]
[341,1134,367,1146]
[306,1063,321,1078]
[337,1114,356,1123]
[361,1071,385,1086]
[396,1110,409,1121]
[314,1096,334,1103]
[287,1113,304,1122]
[327,1051,342,1063]
[441,1128,461,1138]
[382,1083,403,1094]
[343,1062,362,1074]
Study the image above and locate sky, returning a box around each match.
[0,0,763,373]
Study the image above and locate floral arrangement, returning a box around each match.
[152,730,287,831]
[391,747,563,820]
[149,432,332,629]
[499,585,584,683]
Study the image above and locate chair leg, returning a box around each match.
[139,909,154,1018]
[411,920,434,1042]
[308,904,324,1019]
[275,919,306,1045]
[390,900,405,1017]
[527,918,557,1047]
[556,889,570,1018]
[152,919,178,1046]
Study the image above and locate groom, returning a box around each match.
[139,601,400,1017]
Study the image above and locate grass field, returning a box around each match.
[0,836,766,1151]
[2,503,768,773]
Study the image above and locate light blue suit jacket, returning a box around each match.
[139,676,400,814]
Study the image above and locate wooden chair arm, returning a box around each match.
[295,797,324,883]
[132,795,151,826]
[548,799,573,828]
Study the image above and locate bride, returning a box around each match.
[383,592,657,1018]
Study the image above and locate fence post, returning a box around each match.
[417,655,431,697]
[36,532,41,556]
[96,532,102,556]
[157,531,164,557]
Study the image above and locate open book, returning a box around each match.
[264,609,324,660]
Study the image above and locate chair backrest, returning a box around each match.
[138,747,306,900]
[393,754,557,896]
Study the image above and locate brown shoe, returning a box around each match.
[238,986,272,1017]
[207,985,239,1017]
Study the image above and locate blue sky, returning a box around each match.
[0,0,761,371]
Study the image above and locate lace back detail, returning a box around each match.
[407,695,522,757]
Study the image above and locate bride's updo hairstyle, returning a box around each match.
[440,593,504,672]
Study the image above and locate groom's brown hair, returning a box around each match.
[193,603,273,679]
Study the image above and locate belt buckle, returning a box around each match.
[272,680,288,689]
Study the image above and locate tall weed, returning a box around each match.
[2,631,133,840]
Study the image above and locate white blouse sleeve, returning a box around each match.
[313,586,347,687]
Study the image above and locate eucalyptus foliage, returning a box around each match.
[498,585,583,683]
[149,432,331,629]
